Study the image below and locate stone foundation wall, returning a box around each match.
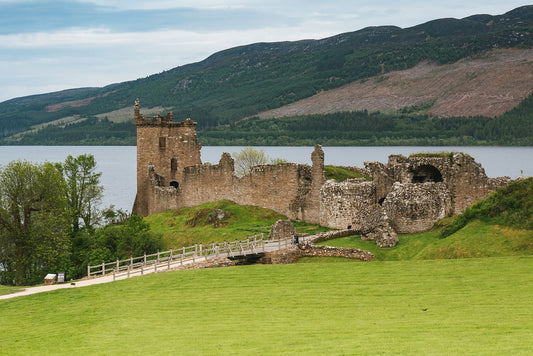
[260,244,374,264]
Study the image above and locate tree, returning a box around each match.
[0,160,70,285]
[90,215,162,264]
[61,154,103,233]
[232,147,269,177]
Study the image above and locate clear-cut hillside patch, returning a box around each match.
[257,49,533,118]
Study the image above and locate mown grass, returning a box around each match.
[1,257,532,355]
[144,200,330,248]
[0,285,22,296]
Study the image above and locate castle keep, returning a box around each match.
[132,100,509,246]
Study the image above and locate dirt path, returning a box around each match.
[0,274,121,300]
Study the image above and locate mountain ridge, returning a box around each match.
[1,5,532,144]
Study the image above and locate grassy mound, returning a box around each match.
[317,221,533,261]
[143,200,330,248]
[441,177,533,237]
[324,165,371,181]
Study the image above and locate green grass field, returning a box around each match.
[1,179,531,354]
[1,257,532,355]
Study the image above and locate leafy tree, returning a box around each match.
[90,215,162,264]
[232,147,269,176]
[60,154,103,233]
[0,160,70,285]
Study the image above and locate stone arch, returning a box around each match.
[169,181,179,189]
[411,164,443,183]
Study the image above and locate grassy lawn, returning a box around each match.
[0,285,22,296]
[1,257,532,354]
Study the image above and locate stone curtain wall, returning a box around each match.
[176,154,321,222]
[365,153,506,215]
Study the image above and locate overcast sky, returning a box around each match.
[0,0,529,103]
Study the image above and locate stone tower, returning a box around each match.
[132,99,202,216]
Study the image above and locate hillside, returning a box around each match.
[257,49,533,119]
[0,5,532,145]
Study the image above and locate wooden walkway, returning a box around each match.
[87,234,299,282]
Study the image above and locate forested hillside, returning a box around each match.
[0,5,532,145]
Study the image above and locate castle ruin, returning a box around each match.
[132,100,509,246]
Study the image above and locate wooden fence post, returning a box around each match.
[181,246,185,265]
[113,268,116,281]
[168,248,173,269]
[116,258,119,273]
[101,261,105,276]
[87,264,90,278]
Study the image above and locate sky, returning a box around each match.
[0,0,529,103]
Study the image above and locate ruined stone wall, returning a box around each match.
[177,152,321,222]
[319,179,376,229]
[382,182,452,233]
[366,153,505,215]
[132,100,508,237]
[260,244,374,264]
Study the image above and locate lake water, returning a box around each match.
[1,146,531,212]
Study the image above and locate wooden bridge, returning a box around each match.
[87,234,300,281]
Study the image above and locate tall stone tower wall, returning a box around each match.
[132,99,201,216]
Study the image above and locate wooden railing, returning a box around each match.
[87,234,295,281]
